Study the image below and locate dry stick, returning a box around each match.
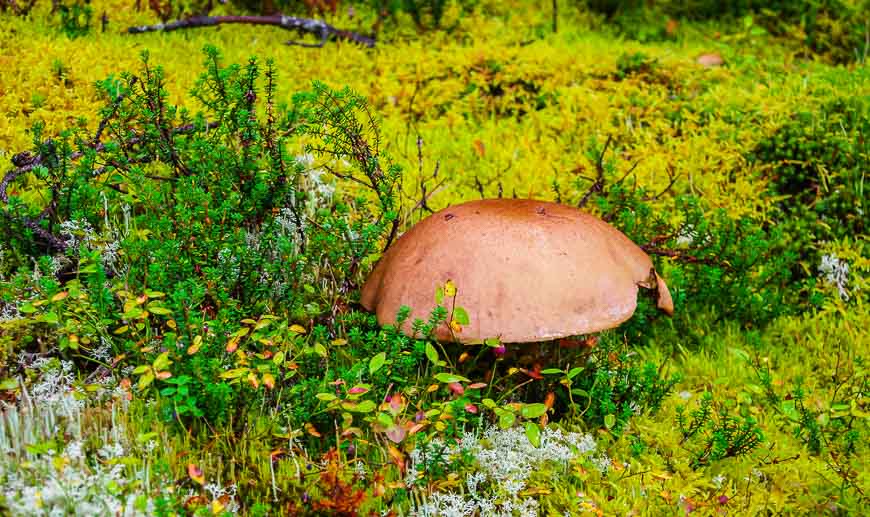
[127,15,376,48]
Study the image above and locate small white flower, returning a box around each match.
[712,474,727,488]
[679,390,692,400]
[819,254,850,301]
[591,454,611,473]
[66,440,84,461]
[676,225,697,246]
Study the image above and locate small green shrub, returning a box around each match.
[1,46,401,424]
[584,0,870,62]
[542,332,680,433]
[58,0,93,38]
[750,96,868,294]
[676,391,765,468]
[557,137,802,336]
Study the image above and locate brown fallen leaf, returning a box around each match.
[697,53,724,68]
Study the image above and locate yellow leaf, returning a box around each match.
[51,291,68,302]
[289,324,307,334]
[247,372,259,388]
[263,373,275,389]
[166,319,177,330]
[444,280,456,297]
[113,325,129,335]
[331,338,347,346]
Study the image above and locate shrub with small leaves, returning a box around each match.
[677,391,765,468]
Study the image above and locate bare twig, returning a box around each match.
[578,134,612,208]
[640,245,730,269]
[127,14,376,48]
[643,165,679,201]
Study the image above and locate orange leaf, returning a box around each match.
[225,337,239,353]
[544,391,556,409]
[262,373,275,390]
[188,463,205,485]
[387,445,405,473]
[473,139,486,157]
[246,372,259,388]
[305,423,322,438]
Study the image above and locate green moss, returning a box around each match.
[0,1,867,515]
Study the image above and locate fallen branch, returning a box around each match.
[127,14,376,48]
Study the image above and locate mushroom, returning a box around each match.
[361,199,673,343]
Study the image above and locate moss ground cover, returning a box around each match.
[0,1,868,515]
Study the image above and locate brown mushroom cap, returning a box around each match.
[361,199,674,343]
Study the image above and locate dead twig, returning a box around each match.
[640,245,730,269]
[578,134,612,208]
[127,14,375,48]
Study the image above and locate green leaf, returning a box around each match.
[525,422,541,448]
[499,411,515,429]
[452,306,470,325]
[345,400,377,413]
[19,303,36,314]
[219,368,249,379]
[541,368,564,375]
[376,412,394,427]
[138,371,155,390]
[435,285,444,305]
[484,337,501,348]
[0,378,19,390]
[781,400,799,421]
[132,365,150,375]
[369,352,386,375]
[146,305,172,315]
[567,367,584,379]
[434,373,470,384]
[316,393,337,402]
[136,432,159,443]
[521,403,548,419]
[122,307,144,320]
[152,351,171,371]
[604,414,616,429]
[314,342,327,357]
[425,343,439,364]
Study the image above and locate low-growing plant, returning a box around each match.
[1,46,401,425]
[749,96,868,299]
[676,391,765,469]
[58,0,93,38]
